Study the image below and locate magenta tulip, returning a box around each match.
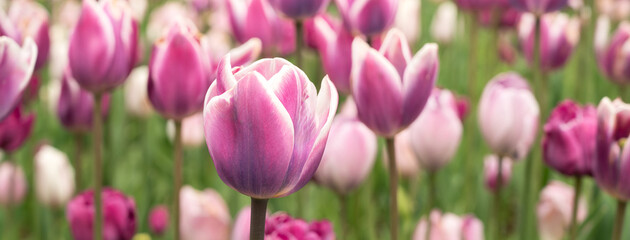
[269,0,331,19]
[537,181,587,240]
[335,0,399,36]
[57,69,111,133]
[309,14,354,93]
[67,188,136,240]
[0,36,37,121]
[0,106,34,152]
[9,0,49,70]
[413,210,485,240]
[179,186,231,240]
[265,213,335,240]
[0,161,27,206]
[149,206,169,236]
[509,0,568,15]
[595,21,630,85]
[68,0,139,94]
[484,155,514,192]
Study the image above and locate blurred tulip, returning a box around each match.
[203,56,338,199]
[412,210,485,240]
[124,66,153,118]
[509,0,568,15]
[125,0,147,21]
[67,188,136,240]
[597,0,630,22]
[335,0,398,37]
[497,31,518,65]
[477,1,521,29]
[226,0,296,55]
[595,21,630,85]
[0,161,27,206]
[167,113,206,148]
[269,0,330,19]
[68,0,139,93]
[431,2,458,45]
[543,100,596,176]
[57,69,111,133]
[179,186,230,240]
[409,89,462,171]
[314,99,377,195]
[232,206,253,240]
[309,14,354,92]
[34,144,75,207]
[383,129,422,179]
[202,35,262,83]
[9,0,49,70]
[0,37,37,121]
[49,25,70,82]
[149,205,169,236]
[0,9,20,41]
[351,29,439,137]
[455,94,470,121]
[484,155,513,192]
[265,213,335,239]
[518,13,580,72]
[148,20,210,120]
[537,181,587,240]
[187,0,215,13]
[478,72,539,159]
[146,2,195,43]
[0,106,34,152]
[395,0,421,45]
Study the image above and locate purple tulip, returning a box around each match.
[66,188,136,240]
[351,29,439,137]
[309,14,354,93]
[0,106,34,152]
[537,181,587,240]
[484,155,513,192]
[269,0,331,19]
[0,37,37,121]
[509,0,568,15]
[9,0,49,70]
[478,72,539,159]
[57,69,111,133]
[179,186,231,240]
[335,0,398,36]
[0,161,27,206]
[413,210,485,240]
[68,0,139,94]
[148,20,210,120]
[149,205,169,236]
[543,100,596,176]
[595,21,630,85]
[203,55,338,199]
[518,13,580,72]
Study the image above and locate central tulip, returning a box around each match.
[335,0,399,36]
[34,145,75,208]
[0,36,37,121]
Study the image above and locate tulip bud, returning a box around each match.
[0,106,35,152]
[0,161,27,206]
[57,69,111,133]
[543,100,597,176]
[148,20,211,120]
[187,0,214,13]
[597,0,630,21]
[395,0,421,44]
[351,29,439,137]
[537,181,587,240]
[232,206,253,240]
[335,0,399,36]
[180,186,230,240]
[68,0,139,93]
[124,66,153,118]
[149,205,169,236]
[596,21,630,85]
[413,210,485,240]
[509,0,569,15]
[166,113,206,148]
[0,37,37,121]
[310,14,354,93]
[9,0,49,70]
[34,145,75,207]
[431,2,458,45]
[384,129,422,179]
[67,188,136,240]
[146,2,195,44]
[203,56,338,199]
[484,155,513,192]
[269,0,331,19]
[478,72,539,159]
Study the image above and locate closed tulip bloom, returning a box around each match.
[431,2,458,45]
[0,37,37,121]
[9,0,49,70]
[509,0,568,15]
[478,72,539,159]
[0,106,34,152]
[518,13,580,72]
[351,29,439,137]
[310,14,353,92]
[57,69,111,133]
[203,55,338,199]
[395,0,421,45]
[269,0,331,19]
[179,186,230,240]
[336,0,399,36]
[167,113,206,148]
[595,21,630,85]
[0,161,27,206]
[67,188,136,240]
[537,181,587,240]
[543,100,596,176]
[149,205,169,236]
[413,210,485,240]
[68,0,139,93]
[409,89,462,171]
[484,155,513,192]
[34,145,75,207]
[148,20,210,120]
[124,66,153,118]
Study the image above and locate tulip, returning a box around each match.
[269,0,330,19]
[484,155,513,192]
[232,206,253,240]
[166,113,206,148]
[542,100,596,176]
[68,0,139,94]
[57,69,111,133]
[8,0,49,70]
[125,0,148,21]
[455,0,493,12]
[67,188,136,240]
[0,161,27,206]
[202,35,262,83]
[179,186,231,240]
[595,21,630,85]
[123,66,153,118]
[309,14,354,93]
[394,0,421,45]
[597,0,630,22]
[537,181,587,240]
[34,145,75,207]
[335,0,399,36]
[477,1,522,29]
[412,210,484,240]
[509,0,568,15]
[518,13,580,72]
[431,2,458,45]
[149,205,169,236]
[0,36,37,121]
[478,72,539,159]
[266,213,335,239]
[0,9,20,41]
[0,106,35,152]
[146,2,195,43]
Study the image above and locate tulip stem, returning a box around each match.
[494,156,504,240]
[6,153,13,231]
[250,198,269,240]
[613,200,627,240]
[74,133,83,190]
[93,93,103,240]
[426,171,437,240]
[385,137,398,240]
[519,155,533,240]
[569,176,582,240]
[468,12,479,99]
[339,194,349,238]
[173,120,183,240]
[295,20,303,70]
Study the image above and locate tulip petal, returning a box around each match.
[379,29,412,77]
[215,55,237,95]
[0,37,37,121]
[229,38,262,67]
[401,43,439,127]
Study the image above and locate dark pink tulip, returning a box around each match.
[455,95,470,121]
[351,29,439,137]
[203,56,338,199]
[269,0,331,19]
[484,155,513,192]
[509,0,568,15]
[226,0,296,55]
[179,186,231,240]
[0,106,34,152]
[66,188,136,240]
[543,100,596,176]
[0,161,27,206]
[537,181,587,240]
[9,0,49,70]
[149,206,169,236]
[595,21,630,85]
[303,13,341,50]
[265,213,335,240]
[148,20,210,120]
[413,210,484,240]
[0,37,37,121]
[68,0,139,94]
[57,69,111,133]
[336,0,398,37]
[310,14,354,93]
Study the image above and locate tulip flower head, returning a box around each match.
[335,0,399,36]
[149,205,169,236]
[0,161,27,206]
[0,106,34,153]
[232,209,334,240]
[179,186,230,240]
[309,14,354,93]
[595,20,630,85]
[67,188,136,240]
[0,36,37,121]
[124,66,153,118]
[413,210,485,240]
[57,69,111,133]
[537,181,587,240]
[8,0,49,70]
[34,145,75,207]
[431,2,458,45]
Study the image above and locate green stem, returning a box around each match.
[569,176,583,240]
[92,93,103,240]
[174,120,183,240]
[385,137,398,240]
[74,133,82,190]
[468,12,479,99]
[612,200,627,240]
[426,171,437,240]
[250,198,269,240]
[295,20,303,70]
[494,156,504,240]
[339,194,349,239]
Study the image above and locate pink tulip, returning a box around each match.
[309,14,354,92]
[265,213,335,240]
[0,161,27,206]
[431,2,458,45]
[595,21,630,85]
[179,186,231,240]
[537,181,587,240]
[202,35,262,83]
[9,0,49,70]
[518,13,580,72]
[269,0,331,19]
[232,206,254,240]
[149,205,169,236]
[335,0,399,36]
[57,68,111,133]
[167,113,206,148]
[34,145,75,207]
[543,100,596,176]
[484,155,513,192]
[203,55,338,198]
[597,0,630,21]
[384,129,422,179]
[68,0,139,93]
[0,36,37,121]
[509,0,568,15]
[455,0,493,11]
[146,2,196,43]
[478,72,539,159]
[0,9,20,41]
[0,106,34,152]
[394,0,421,45]
[123,66,153,118]
[67,188,136,240]
[413,210,484,240]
